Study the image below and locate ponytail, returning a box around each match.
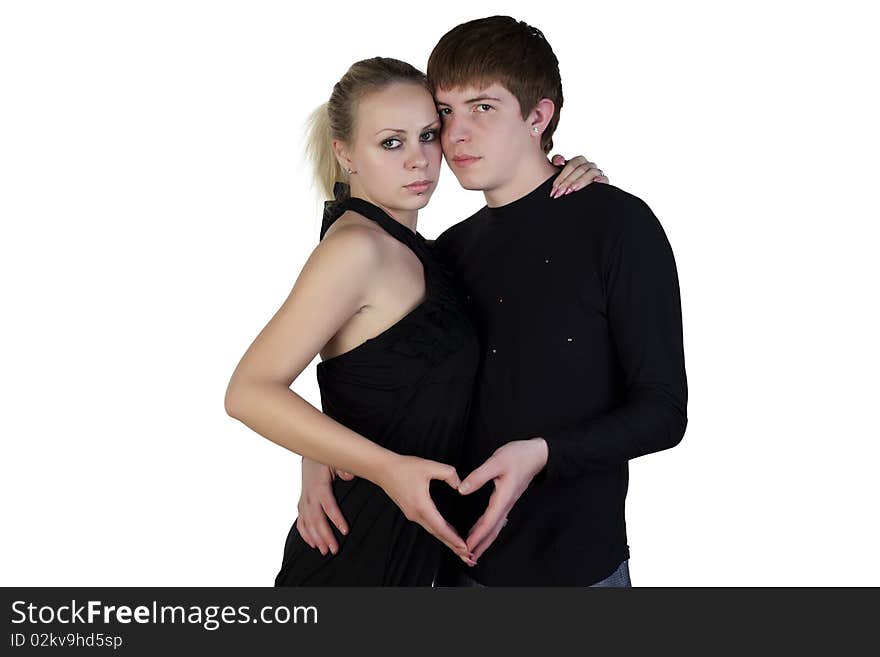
[305,102,348,201]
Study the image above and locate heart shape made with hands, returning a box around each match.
[455,439,549,560]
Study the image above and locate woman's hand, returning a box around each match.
[549,154,608,198]
[295,457,350,556]
[376,454,476,566]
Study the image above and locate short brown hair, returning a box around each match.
[427,16,563,154]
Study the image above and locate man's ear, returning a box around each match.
[528,98,556,135]
[332,139,353,172]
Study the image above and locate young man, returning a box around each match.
[427,16,688,587]
[297,16,687,587]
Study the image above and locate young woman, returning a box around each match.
[224,57,606,586]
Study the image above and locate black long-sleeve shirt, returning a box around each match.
[432,172,687,586]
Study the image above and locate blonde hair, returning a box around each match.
[305,57,432,201]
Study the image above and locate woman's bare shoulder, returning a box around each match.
[312,211,388,268]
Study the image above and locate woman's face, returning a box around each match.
[337,83,443,215]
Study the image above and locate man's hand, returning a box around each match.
[458,438,549,561]
[296,457,350,556]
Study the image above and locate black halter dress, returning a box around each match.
[274,195,479,586]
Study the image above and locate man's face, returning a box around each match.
[434,83,533,193]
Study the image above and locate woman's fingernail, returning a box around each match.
[565,187,573,195]
[549,186,557,197]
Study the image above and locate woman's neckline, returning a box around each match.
[347,196,419,237]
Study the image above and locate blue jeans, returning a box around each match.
[589,559,631,587]
[440,559,632,587]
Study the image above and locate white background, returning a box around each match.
[1,0,877,586]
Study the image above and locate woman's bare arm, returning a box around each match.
[224,223,396,482]
[224,223,470,558]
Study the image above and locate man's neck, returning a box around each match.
[483,154,558,208]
